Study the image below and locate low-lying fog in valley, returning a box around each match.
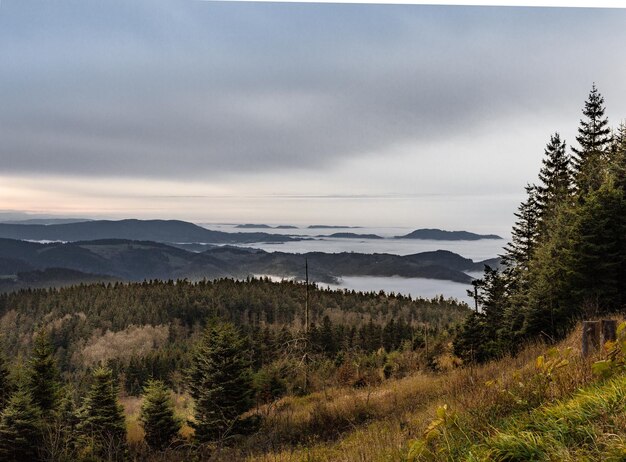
[222,223,506,304]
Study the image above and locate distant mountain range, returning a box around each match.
[0,218,93,225]
[0,219,502,243]
[0,238,500,292]
[395,229,502,240]
[0,219,299,244]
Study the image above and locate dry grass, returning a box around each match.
[230,323,605,461]
[122,320,621,461]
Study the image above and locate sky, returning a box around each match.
[1,1,626,236]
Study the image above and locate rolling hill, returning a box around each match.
[0,219,299,244]
[396,228,502,240]
[0,238,497,290]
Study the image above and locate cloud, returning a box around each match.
[1,2,625,181]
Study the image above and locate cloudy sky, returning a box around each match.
[1,1,625,235]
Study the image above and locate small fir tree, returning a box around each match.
[78,366,127,460]
[188,322,255,444]
[0,388,42,462]
[140,379,181,451]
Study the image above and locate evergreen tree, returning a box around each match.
[537,133,573,223]
[319,315,336,356]
[140,379,181,451]
[524,179,626,338]
[28,329,62,415]
[188,322,255,444]
[0,343,12,411]
[455,266,509,362]
[523,202,577,340]
[453,312,490,364]
[563,180,626,314]
[0,388,42,462]
[610,122,626,191]
[78,366,127,460]
[501,184,541,272]
[571,84,611,193]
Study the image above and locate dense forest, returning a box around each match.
[0,277,467,460]
[0,84,624,461]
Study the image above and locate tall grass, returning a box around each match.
[124,321,623,461]
[234,324,604,461]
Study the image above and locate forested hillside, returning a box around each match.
[0,278,467,395]
[0,238,494,288]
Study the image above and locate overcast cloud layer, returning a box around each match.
[1,2,626,233]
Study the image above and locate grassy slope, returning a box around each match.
[125,322,625,461]
[472,375,626,461]
[240,323,622,461]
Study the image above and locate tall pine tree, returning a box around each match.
[571,84,611,193]
[0,342,12,411]
[501,184,541,272]
[28,329,61,415]
[536,132,573,223]
[188,322,254,444]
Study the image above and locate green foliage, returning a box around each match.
[455,267,509,363]
[479,375,626,461]
[565,181,626,311]
[254,365,288,404]
[140,379,181,451]
[0,278,467,395]
[572,83,612,193]
[536,133,573,230]
[28,329,62,415]
[188,322,256,444]
[0,341,13,410]
[0,388,42,462]
[457,84,626,357]
[407,404,469,462]
[77,366,127,460]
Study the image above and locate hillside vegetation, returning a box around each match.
[0,238,493,288]
[221,322,623,461]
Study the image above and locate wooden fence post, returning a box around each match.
[582,321,601,357]
[601,319,617,344]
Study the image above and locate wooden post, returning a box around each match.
[582,321,601,357]
[601,319,617,344]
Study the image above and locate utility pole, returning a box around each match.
[305,258,309,335]
[304,258,309,393]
